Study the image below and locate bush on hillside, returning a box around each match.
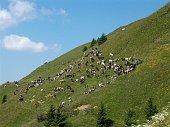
[37,114,46,123]
[90,38,97,47]
[83,46,88,52]
[1,95,7,104]
[44,105,71,127]
[145,98,158,120]
[97,103,115,127]
[124,110,137,126]
[98,34,107,46]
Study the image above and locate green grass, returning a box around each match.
[0,3,170,127]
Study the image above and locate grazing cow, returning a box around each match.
[100,68,106,74]
[80,76,85,84]
[105,74,110,78]
[77,63,82,69]
[85,61,89,67]
[15,84,19,88]
[68,97,72,103]
[97,61,101,65]
[110,53,113,57]
[68,64,74,69]
[125,57,129,61]
[30,99,35,103]
[91,87,95,91]
[53,76,57,81]
[90,57,95,63]
[66,74,72,78]
[35,101,43,108]
[35,83,40,87]
[111,75,117,80]
[77,69,81,72]
[90,64,94,68]
[98,83,104,87]
[96,67,99,71]
[105,65,110,70]
[71,78,74,82]
[98,52,102,57]
[44,93,53,100]
[106,81,110,85]
[109,59,113,65]
[54,87,64,92]
[59,79,65,84]
[91,70,96,77]
[122,28,126,31]
[59,101,65,108]
[19,95,24,101]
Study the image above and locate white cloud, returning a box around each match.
[0,9,16,30]
[40,8,54,16]
[50,44,62,52]
[9,0,35,21]
[0,0,35,30]
[0,0,68,30]
[40,8,68,16]
[57,8,68,16]
[1,34,48,53]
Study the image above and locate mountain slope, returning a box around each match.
[0,3,170,127]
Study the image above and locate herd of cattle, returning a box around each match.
[5,48,142,109]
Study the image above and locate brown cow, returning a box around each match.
[59,79,65,84]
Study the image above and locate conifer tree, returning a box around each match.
[98,34,107,45]
[44,105,56,127]
[124,110,137,126]
[90,38,97,47]
[83,46,88,52]
[44,105,68,127]
[97,103,114,127]
[100,33,107,43]
[145,98,158,120]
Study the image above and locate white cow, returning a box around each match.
[110,53,113,57]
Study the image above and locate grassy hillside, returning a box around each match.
[0,3,170,127]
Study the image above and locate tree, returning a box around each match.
[100,33,107,43]
[145,98,158,120]
[98,34,107,46]
[97,103,114,127]
[37,114,46,123]
[44,105,56,127]
[124,110,137,126]
[55,109,67,127]
[44,105,69,127]
[83,46,88,52]
[90,38,97,47]
[97,103,106,127]
[2,95,7,104]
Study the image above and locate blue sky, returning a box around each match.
[0,0,169,85]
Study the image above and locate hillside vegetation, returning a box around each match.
[0,3,170,127]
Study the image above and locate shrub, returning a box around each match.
[37,114,46,123]
[124,110,137,126]
[98,34,107,46]
[44,105,70,127]
[97,103,114,127]
[83,46,88,52]
[90,38,97,47]
[145,98,158,120]
[2,95,7,104]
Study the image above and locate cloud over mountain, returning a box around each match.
[0,0,35,30]
[1,34,48,53]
